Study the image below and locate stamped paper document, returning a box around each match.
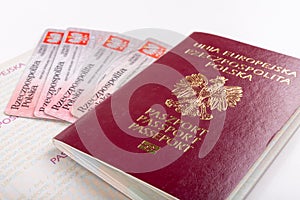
[34,28,109,120]
[5,29,64,118]
[45,34,141,122]
[72,38,170,119]
[0,51,128,200]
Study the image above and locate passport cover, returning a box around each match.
[53,32,300,200]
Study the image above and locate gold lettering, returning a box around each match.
[164,126,176,133]
[158,134,171,142]
[253,69,264,76]
[193,43,220,53]
[130,107,211,154]
[198,129,208,136]
[172,129,185,137]
[144,107,154,114]
[244,66,254,72]
[183,145,194,152]
[190,125,201,134]
[165,115,178,125]
[181,122,193,130]
[174,141,189,151]
[270,65,282,72]
[281,68,297,77]
[159,113,168,120]
[140,127,156,137]
[148,110,161,119]
[128,123,140,130]
[152,132,165,140]
[254,60,264,66]
[262,62,272,68]
[166,138,178,146]
[180,133,194,141]
[151,120,162,128]
[280,78,291,85]
[136,114,148,122]
[191,137,201,144]
[193,43,206,49]
[172,118,182,126]
[222,50,233,57]
[228,61,239,68]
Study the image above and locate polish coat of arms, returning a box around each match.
[165,73,243,120]
[65,31,90,45]
[43,32,64,44]
[103,35,129,51]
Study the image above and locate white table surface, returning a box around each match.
[1,0,300,199]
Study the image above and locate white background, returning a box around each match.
[0,0,300,199]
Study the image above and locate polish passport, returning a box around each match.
[53,32,300,200]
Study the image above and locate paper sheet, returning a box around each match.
[0,51,128,199]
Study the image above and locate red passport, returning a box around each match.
[53,32,300,200]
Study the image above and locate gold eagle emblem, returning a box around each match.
[165,73,243,120]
